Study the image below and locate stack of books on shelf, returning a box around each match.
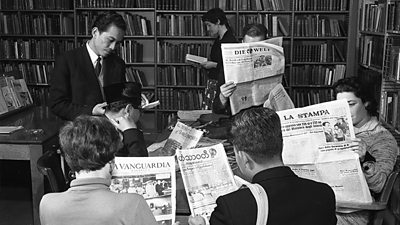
[157,88,203,110]
[294,16,347,37]
[360,1,385,33]
[293,42,345,62]
[156,0,236,10]
[156,15,206,36]
[123,13,152,36]
[360,36,385,69]
[0,0,73,10]
[75,0,154,8]
[294,0,348,11]
[291,64,345,86]
[157,42,211,63]
[116,40,143,63]
[293,88,334,108]
[238,15,289,37]
[157,66,206,86]
[380,84,400,132]
[239,0,285,10]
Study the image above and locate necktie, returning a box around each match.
[95,56,102,77]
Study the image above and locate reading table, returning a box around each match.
[0,106,64,225]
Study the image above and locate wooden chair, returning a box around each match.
[37,149,70,192]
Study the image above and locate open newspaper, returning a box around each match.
[177,143,238,218]
[111,156,176,225]
[263,83,294,111]
[221,37,285,115]
[276,100,373,205]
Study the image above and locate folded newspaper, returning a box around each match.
[276,100,373,206]
[221,37,285,115]
[111,156,176,224]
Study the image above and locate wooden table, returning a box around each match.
[0,106,65,225]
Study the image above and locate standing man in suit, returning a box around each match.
[189,107,337,225]
[50,12,127,120]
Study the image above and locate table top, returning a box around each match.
[0,106,65,144]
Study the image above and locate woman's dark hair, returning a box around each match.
[59,115,122,173]
[92,11,127,32]
[242,23,268,39]
[333,77,378,117]
[202,8,231,30]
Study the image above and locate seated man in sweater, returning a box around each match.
[103,82,147,157]
[39,115,157,225]
[189,107,337,225]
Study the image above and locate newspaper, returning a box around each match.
[161,121,204,156]
[176,143,238,218]
[276,100,373,205]
[263,83,294,111]
[221,37,285,115]
[111,156,176,224]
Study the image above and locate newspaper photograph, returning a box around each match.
[276,100,373,205]
[176,143,238,218]
[221,37,285,115]
[111,156,176,225]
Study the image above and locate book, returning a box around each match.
[141,93,160,109]
[11,79,33,106]
[185,54,208,66]
[0,126,24,134]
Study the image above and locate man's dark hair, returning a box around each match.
[242,23,268,39]
[231,107,283,164]
[59,115,122,172]
[202,8,230,28]
[333,77,378,117]
[92,11,127,33]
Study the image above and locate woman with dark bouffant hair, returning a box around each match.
[334,77,399,225]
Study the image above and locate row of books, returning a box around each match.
[76,0,154,8]
[292,88,334,108]
[387,1,400,32]
[239,0,286,11]
[360,35,384,69]
[125,67,148,86]
[0,13,74,35]
[380,81,400,131]
[157,66,207,86]
[0,74,33,114]
[291,64,346,86]
[157,41,211,63]
[157,0,236,11]
[360,2,385,33]
[29,86,50,106]
[292,42,345,62]
[388,45,400,82]
[157,88,203,110]
[158,112,177,130]
[114,40,144,63]
[0,0,73,10]
[0,39,74,60]
[1,62,53,85]
[293,0,348,11]
[157,15,206,37]
[294,16,347,37]
[237,15,289,37]
[124,13,153,36]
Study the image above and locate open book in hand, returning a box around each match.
[185,54,208,67]
[141,93,160,109]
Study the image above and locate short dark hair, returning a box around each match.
[333,77,378,117]
[231,107,283,163]
[202,8,229,27]
[92,11,127,33]
[59,115,122,173]
[242,23,268,39]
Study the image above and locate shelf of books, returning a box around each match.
[359,0,400,138]
[0,0,358,131]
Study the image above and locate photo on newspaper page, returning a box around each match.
[221,38,285,115]
[176,143,238,218]
[276,100,373,204]
[110,156,176,225]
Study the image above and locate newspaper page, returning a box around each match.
[263,83,294,111]
[221,38,285,115]
[176,143,238,218]
[276,100,373,205]
[161,121,204,156]
[111,156,176,225]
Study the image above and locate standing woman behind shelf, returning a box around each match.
[201,8,238,110]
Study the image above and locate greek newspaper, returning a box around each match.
[221,37,285,115]
[276,100,373,205]
[177,143,238,218]
[110,156,176,225]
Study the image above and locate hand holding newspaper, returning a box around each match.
[276,100,373,206]
[221,37,285,115]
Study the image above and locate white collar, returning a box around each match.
[86,41,101,66]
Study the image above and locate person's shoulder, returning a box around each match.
[297,177,335,197]
[217,186,252,203]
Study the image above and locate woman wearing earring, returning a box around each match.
[334,77,399,225]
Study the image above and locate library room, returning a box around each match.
[0,0,400,224]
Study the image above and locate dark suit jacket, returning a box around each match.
[210,166,337,225]
[50,46,125,120]
[120,128,148,157]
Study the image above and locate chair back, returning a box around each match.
[37,150,70,192]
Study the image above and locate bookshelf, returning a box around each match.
[0,0,359,131]
[358,0,400,138]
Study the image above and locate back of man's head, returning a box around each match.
[59,115,122,173]
[231,107,283,164]
[242,23,268,42]
[104,82,142,113]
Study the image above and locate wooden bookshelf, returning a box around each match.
[358,0,400,134]
[0,0,359,131]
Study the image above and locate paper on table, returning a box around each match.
[0,126,23,134]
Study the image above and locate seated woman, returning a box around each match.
[334,77,399,225]
[39,115,157,225]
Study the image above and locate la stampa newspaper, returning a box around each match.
[221,37,285,115]
[277,99,373,207]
